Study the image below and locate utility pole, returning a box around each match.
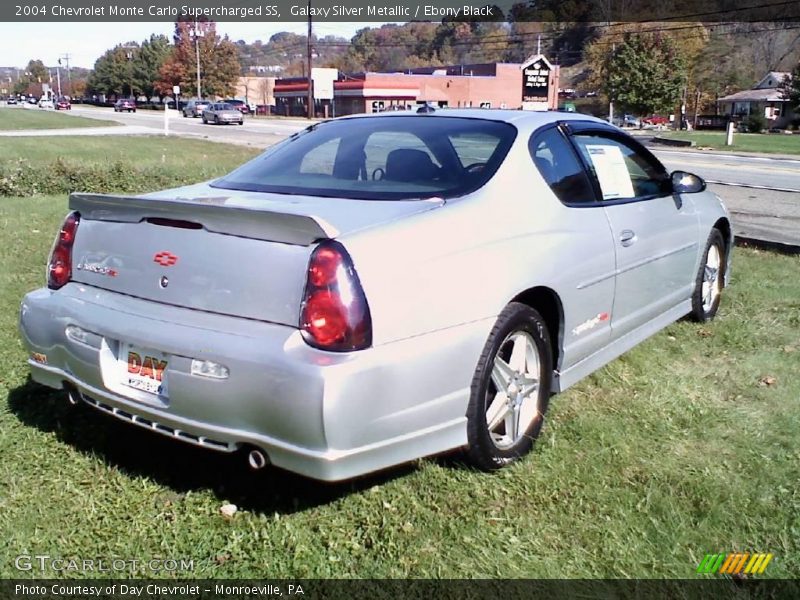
[194,20,204,99]
[124,46,136,99]
[606,17,615,124]
[306,0,313,119]
[608,40,616,124]
[59,53,72,96]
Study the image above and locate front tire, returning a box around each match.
[690,229,725,322]
[465,303,553,471]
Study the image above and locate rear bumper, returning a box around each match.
[19,284,487,481]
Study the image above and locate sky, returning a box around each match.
[0,21,388,69]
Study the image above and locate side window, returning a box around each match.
[572,134,669,201]
[299,137,341,175]
[529,127,596,204]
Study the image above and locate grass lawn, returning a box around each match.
[0,135,258,166]
[0,107,119,130]
[0,136,260,197]
[1,137,799,579]
[659,131,800,155]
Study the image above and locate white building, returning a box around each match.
[717,72,796,128]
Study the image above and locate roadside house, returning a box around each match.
[717,72,796,128]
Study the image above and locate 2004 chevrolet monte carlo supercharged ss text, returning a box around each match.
[19,109,732,481]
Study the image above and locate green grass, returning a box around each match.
[0,135,258,166]
[659,131,800,154]
[1,138,799,579]
[0,136,260,197]
[0,108,118,130]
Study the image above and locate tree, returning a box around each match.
[601,32,687,115]
[780,64,800,113]
[133,34,171,100]
[156,19,241,98]
[25,59,49,83]
[87,43,138,97]
[13,59,50,95]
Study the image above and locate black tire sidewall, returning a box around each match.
[691,229,725,322]
[466,303,553,470]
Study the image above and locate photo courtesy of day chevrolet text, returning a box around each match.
[14,583,303,597]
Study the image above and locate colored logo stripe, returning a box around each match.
[697,553,773,575]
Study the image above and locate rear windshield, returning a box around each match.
[211,116,517,200]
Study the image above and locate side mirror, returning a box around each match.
[671,170,706,194]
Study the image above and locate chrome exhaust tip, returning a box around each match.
[247,448,268,471]
[66,387,81,406]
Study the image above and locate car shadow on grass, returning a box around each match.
[7,378,418,514]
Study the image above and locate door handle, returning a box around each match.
[620,230,637,247]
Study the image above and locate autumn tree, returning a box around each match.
[156,19,241,99]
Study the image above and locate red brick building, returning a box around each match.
[274,62,558,117]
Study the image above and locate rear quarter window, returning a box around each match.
[529,127,596,205]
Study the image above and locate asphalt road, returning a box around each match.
[68,104,309,147]
[651,149,800,192]
[648,149,800,247]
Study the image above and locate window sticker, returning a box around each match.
[585,144,635,200]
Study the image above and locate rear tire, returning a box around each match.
[690,229,725,322]
[465,303,552,471]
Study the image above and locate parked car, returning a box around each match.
[642,115,669,126]
[38,98,54,109]
[612,114,640,128]
[114,98,136,113]
[55,97,72,110]
[18,110,732,481]
[182,99,210,118]
[7,96,17,105]
[223,99,250,115]
[202,102,244,125]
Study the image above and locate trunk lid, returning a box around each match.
[68,184,440,325]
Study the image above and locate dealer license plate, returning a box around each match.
[118,342,169,396]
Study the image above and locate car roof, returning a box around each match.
[334,108,606,126]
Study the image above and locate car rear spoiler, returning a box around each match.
[69,192,334,246]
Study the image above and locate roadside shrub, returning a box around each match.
[0,157,205,197]
[743,114,768,133]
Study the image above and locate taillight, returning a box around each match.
[300,241,371,352]
[47,211,80,290]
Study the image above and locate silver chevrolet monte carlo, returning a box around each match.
[19,109,732,481]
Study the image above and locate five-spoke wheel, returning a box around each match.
[466,303,552,470]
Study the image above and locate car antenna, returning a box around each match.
[417,104,435,114]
